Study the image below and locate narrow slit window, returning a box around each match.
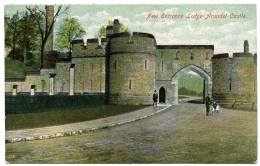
[161,61,164,72]
[91,63,93,72]
[82,81,84,93]
[145,60,147,70]
[229,78,232,91]
[113,60,117,69]
[206,51,209,60]
[90,80,92,92]
[129,79,132,90]
[254,80,256,92]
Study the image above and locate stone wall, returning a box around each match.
[5,68,56,95]
[212,53,229,93]
[155,45,213,104]
[155,46,213,81]
[72,57,106,93]
[212,53,257,109]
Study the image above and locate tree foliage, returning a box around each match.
[98,20,129,38]
[178,73,204,96]
[25,5,69,67]
[5,11,21,60]
[5,11,41,64]
[18,11,41,64]
[55,17,86,56]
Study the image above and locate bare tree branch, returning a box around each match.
[25,5,69,67]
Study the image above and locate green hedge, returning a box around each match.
[5,94,108,115]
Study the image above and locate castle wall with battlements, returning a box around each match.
[4,18,257,109]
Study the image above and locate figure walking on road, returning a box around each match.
[205,94,212,116]
[153,90,158,106]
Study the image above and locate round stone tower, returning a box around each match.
[108,32,157,105]
[212,41,257,109]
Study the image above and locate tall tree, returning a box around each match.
[18,11,41,64]
[25,5,69,67]
[98,20,129,38]
[55,17,86,57]
[5,11,21,60]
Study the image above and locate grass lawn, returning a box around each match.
[5,105,147,131]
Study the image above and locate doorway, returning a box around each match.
[159,87,166,103]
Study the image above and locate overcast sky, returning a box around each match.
[4,4,257,55]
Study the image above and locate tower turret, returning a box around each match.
[244,40,249,53]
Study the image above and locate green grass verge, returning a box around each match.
[5,105,147,131]
[5,58,26,78]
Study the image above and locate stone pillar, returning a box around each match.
[12,85,17,96]
[171,79,178,105]
[70,64,75,95]
[49,74,56,95]
[173,83,178,105]
[30,85,35,96]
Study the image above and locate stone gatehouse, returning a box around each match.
[5,18,257,108]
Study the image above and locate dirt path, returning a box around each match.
[178,95,203,103]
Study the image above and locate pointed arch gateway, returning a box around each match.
[171,65,212,105]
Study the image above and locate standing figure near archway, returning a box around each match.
[153,90,158,106]
[205,94,212,116]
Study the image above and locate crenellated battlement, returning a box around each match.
[71,38,105,57]
[109,32,157,55]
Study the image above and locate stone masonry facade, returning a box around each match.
[5,17,257,108]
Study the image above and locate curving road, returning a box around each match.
[5,103,257,164]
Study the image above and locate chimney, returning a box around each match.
[113,19,120,34]
[45,5,54,52]
[244,40,249,53]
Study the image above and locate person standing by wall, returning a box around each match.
[205,94,212,116]
[153,90,158,106]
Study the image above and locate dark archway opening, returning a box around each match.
[159,87,166,103]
